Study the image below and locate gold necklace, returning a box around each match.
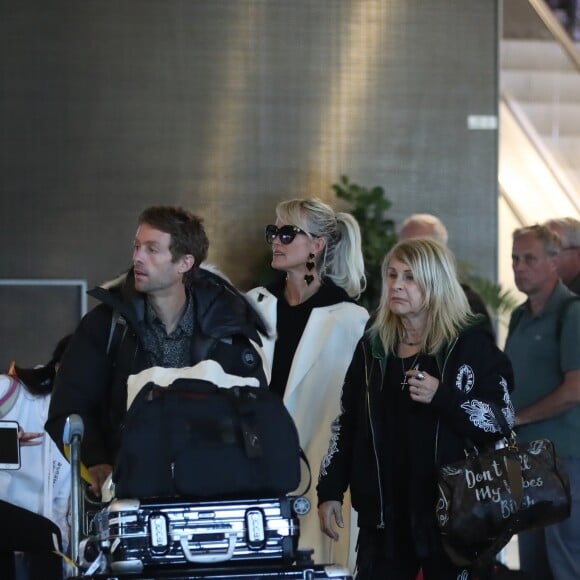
[400,352,421,391]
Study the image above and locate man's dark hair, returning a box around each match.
[138,206,209,282]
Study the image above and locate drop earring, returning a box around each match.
[304,253,315,285]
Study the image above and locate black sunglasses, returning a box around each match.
[265,224,309,245]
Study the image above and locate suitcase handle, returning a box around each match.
[175,529,238,563]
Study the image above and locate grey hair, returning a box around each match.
[513,224,562,256]
[544,217,580,249]
[399,213,449,246]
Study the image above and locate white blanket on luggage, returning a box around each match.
[126,360,260,409]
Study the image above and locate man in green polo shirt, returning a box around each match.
[505,224,580,580]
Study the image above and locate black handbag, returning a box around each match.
[435,433,571,566]
[113,380,302,499]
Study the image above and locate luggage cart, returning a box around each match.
[64,414,352,580]
[68,561,352,579]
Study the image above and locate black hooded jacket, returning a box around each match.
[46,267,268,468]
[316,320,514,557]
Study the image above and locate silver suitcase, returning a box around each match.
[92,496,305,574]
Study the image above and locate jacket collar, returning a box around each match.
[89,267,265,344]
[367,325,465,377]
[520,280,574,319]
[88,269,145,327]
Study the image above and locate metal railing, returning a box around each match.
[528,0,580,73]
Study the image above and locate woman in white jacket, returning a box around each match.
[247,198,369,570]
[0,335,72,580]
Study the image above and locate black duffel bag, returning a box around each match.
[113,380,302,499]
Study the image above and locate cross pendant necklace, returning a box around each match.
[401,353,420,390]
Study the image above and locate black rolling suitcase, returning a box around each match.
[87,496,303,574]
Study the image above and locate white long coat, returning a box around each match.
[247,287,368,570]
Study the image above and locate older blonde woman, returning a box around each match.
[317,238,515,580]
[247,198,368,569]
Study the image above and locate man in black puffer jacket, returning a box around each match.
[46,206,268,497]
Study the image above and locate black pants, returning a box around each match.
[355,527,472,580]
[0,500,63,580]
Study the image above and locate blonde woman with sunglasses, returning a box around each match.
[247,198,368,571]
